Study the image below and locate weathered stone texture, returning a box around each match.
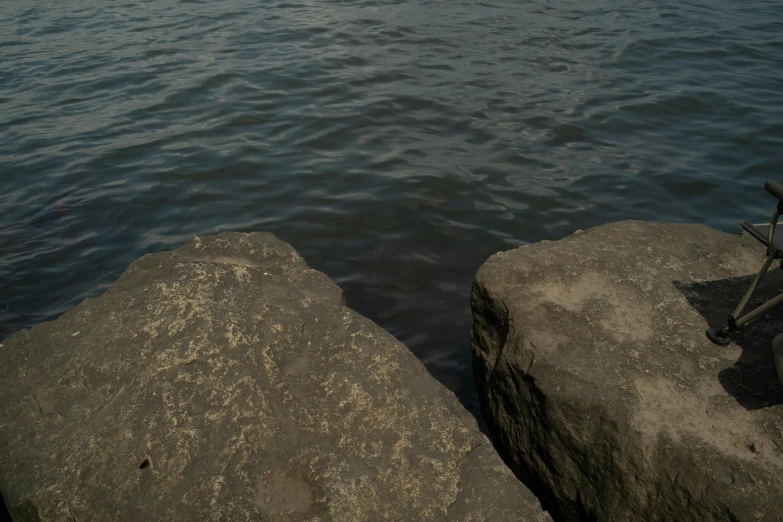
[471,221,783,522]
[0,232,549,521]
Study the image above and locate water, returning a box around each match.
[1,0,782,422]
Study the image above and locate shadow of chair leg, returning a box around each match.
[675,275,783,411]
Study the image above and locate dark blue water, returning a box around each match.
[2,0,782,420]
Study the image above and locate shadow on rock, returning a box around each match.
[675,271,783,411]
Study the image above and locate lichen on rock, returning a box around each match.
[0,232,549,521]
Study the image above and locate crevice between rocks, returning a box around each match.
[486,360,589,522]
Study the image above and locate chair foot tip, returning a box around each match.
[706,328,732,346]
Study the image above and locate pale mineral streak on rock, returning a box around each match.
[529,271,655,343]
[472,220,783,522]
[0,231,549,521]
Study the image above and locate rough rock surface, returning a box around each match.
[471,221,783,522]
[0,232,550,522]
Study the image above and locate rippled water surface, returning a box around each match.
[2,0,782,420]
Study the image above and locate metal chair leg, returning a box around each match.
[706,210,781,345]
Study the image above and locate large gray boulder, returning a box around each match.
[0,232,550,521]
[471,221,783,522]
